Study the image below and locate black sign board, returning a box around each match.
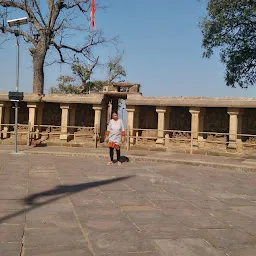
[8,91,24,101]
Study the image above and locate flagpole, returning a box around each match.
[88,24,91,94]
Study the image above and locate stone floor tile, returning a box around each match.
[106,191,153,206]
[26,203,78,228]
[227,245,256,256]
[127,210,171,225]
[24,245,93,256]
[0,210,25,224]
[0,224,24,243]
[89,230,156,255]
[196,228,256,250]
[153,238,226,256]
[0,242,21,256]
[24,227,85,248]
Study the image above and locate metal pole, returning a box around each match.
[14,33,20,153]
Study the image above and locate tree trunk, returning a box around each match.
[32,50,46,95]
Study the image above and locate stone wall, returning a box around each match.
[243,109,256,134]
[169,107,191,131]
[75,104,94,127]
[1,92,256,154]
[10,102,29,125]
[204,108,229,133]
[139,106,157,129]
[43,103,61,126]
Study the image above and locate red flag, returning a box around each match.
[91,0,96,30]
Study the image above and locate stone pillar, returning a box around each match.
[107,102,112,124]
[69,104,77,136]
[101,100,108,141]
[228,108,243,151]
[198,108,206,143]
[35,103,44,139]
[156,106,166,146]
[0,103,4,139]
[27,103,37,136]
[189,107,205,147]
[60,103,70,141]
[3,102,11,139]
[93,105,102,134]
[127,106,136,144]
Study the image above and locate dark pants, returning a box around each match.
[109,147,121,162]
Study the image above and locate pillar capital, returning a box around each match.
[27,102,38,108]
[189,107,201,114]
[126,105,136,112]
[93,104,102,111]
[60,103,70,109]
[228,108,243,116]
[0,102,5,108]
[156,106,167,113]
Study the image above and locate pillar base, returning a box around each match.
[129,138,135,145]
[60,134,68,141]
[2,128,10,139]
[156,138,165,146]
[164,134,170,145]
[192,139,199,148]
[227,142,237,152]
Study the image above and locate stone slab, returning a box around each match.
[0,224,24,243]
[89,230,156,255]
[24,245,93,256]
[106,191,153,206]
[153,238,226,256]
[0,243,21,256]
[0,153,256,255]
[26,203,78,228]
[24,227,85,248]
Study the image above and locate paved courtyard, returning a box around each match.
[0,153,256,256]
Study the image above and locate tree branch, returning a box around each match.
[0,25,36,44]
[1,0,43,31]
[32,0,47,27]
[53,41,65,63]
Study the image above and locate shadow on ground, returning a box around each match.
[0,176,133,223]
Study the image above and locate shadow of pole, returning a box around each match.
[0,176,133,224]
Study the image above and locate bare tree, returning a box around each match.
[107,52,126,83]
[0,0,109,95]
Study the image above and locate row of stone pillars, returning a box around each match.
[127,106,244,151]
[0,102,105,141]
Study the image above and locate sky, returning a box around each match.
[0,0,256,98]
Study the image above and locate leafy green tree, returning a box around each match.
[50,53,127,94]
[201,0,256,88]
[107,54,126,83]
[49,76,80,94]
